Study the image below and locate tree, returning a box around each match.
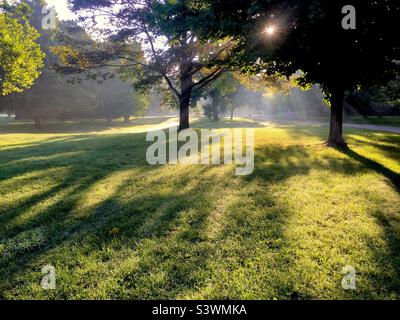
[121,90,149,122]
[0,2,44,97]
[203,73,238,121]
[204,0,399,147]
[59,0,232,130]
[348,69,400,118]
[0,2,94,128]
[85,72,149,125]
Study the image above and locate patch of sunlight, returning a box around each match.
[72,169,142,217]
[256,127,321,147]
[98,117,180,135]
[258,120,280,127]
[347,133,399,148]
[6,151,85,165]
[0,135,75,151]
[0,168,68,204]
[0,134,44,148]
[8,183,79,229]
[278,170,400,298]
[350,145,400,174]
[205,177,242,240]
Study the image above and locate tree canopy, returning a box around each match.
[59,0,233,130]
[202,0,400,147]
[0,2,44,96]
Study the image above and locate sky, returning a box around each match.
[46,0,76,21]
[43,0,166,50]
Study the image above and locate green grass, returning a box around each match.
[0,117,399,300]
[348,116,400,127]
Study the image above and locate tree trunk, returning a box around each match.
[34,117,42,129]
[178,59,193,131]
[124,115,131,123]
[230,109,234,120]
[212,100,219,122]
[179,95,190,131]
[327,88,347,148]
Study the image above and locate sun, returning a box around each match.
[265,26,276,35]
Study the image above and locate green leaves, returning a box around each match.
[0,11,44,95]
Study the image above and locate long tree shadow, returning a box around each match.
[0,117,176,134]
[245,138,400,298]
[369,209,400,294]
[0,132,151,236]
[1,123,400,299]
[0,124,299,299]
[0,164,228,299]
[343,148,400,191]
[0,125,239,299]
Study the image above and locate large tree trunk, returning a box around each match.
[178,59,193,131]
[327,88,347,148]
[34,117,42,129]
[179,95,190,131]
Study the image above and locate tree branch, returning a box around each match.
[142,24,181,98]
[192,68,226,91]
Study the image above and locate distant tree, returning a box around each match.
[348,73,400,118]
[87,74,149,125]
[1,2,94,128]
[121,90,149,122]
[204,0,399,147]
[233,71,294,118]
[203,73,238,121]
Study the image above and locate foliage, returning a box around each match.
[202,72,238,120]
[0,2,44,96]
[84,72,149,122]
[62,0,234,129]
[202,0,400,146]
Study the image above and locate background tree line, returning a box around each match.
[0,0,149,128]
[1,0,399,148]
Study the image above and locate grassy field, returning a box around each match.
[348,116,400,127]
[0,117,399,300]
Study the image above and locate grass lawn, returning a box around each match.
[348,116,400,127]
[0,117,399,300]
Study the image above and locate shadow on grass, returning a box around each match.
[0,117,176,134]
[1,122,400,299]
[343,148,400,191]
[0,127,301,299]
[0,128,245,298]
